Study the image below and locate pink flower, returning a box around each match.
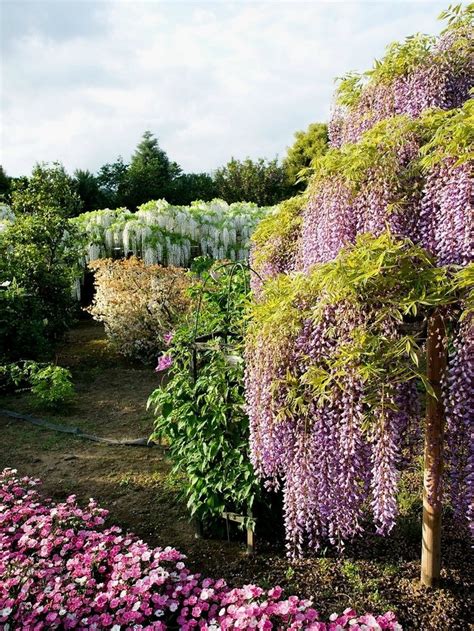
[0,469,403,631]
[163,331,174,346]
[155,354,173,372]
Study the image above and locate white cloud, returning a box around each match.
[0,1,450,177]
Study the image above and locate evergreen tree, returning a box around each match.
[96,157,128,208]
[123,131,180,209]
[73,169,103,214]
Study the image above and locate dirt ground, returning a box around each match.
[1,321,472,630]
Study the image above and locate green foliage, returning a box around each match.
[311,115,423,190]
[309,102,473,199]
[213,157,290,206]
[248,232,467,427]
[11,162,82,217]
[0,164,82,360]
[335,3,473,106]
[0,166,11,202]
[73,169,104,213]
[96,157,129,209]
[283,123,328,188]
[122,131,181,210]
[29,364,75,408]
[167,172,218,205]
[148,264,259,524]
[0,281,48,360]
[251,195,305,274]
[0,361,74,408]
[419,98,474,169]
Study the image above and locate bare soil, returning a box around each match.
[0,321,472,630]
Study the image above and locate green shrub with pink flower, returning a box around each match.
[0,468,401,630]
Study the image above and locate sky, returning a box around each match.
[0,0,456,177]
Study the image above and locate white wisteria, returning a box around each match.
[0,204,14,234]
[73,199,274,267]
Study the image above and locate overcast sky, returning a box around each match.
[0,0,455,177]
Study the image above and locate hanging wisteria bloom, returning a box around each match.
[246,5,473,556]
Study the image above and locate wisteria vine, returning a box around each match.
[246,5,473,556]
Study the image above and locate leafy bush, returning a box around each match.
[0,281,49,360]
[29,364,75,408]
[0,469,402,630]
[88,257,191,362]
[148,263,259,525]
[213,157,290,205]
[0,361,74,408]
[0,163,82,361]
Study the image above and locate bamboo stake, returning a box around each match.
[421,312,447,588]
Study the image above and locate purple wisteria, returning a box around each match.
[329,26,473,148]
[246,8,473,556]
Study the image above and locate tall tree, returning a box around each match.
[213,157,289,206]
[123,131,180,209]
[1,163,82,357]
[11,162,82,217]
[0,166,11,202]
[96,157,128,209]
[73,169,103,214]
[168,172,217,205]
[284,122,328,190]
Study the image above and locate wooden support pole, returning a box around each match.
[421,312,447,588]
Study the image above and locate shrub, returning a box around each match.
[29,364,75,408]
[88,257,191,362]
[0,468,402,630]
[0,281,49,360]
[0,163,82,361]
[148,263,259,526]
[0,361,74,408]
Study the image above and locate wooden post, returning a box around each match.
[421,312,447,588]
[247,508,255,556]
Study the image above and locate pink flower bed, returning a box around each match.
[0,469,402,630]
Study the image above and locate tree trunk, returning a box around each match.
[421,312,447,588]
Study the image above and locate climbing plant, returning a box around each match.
[246,4,473,562]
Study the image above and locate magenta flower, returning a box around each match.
[163,331,174,346]
[155,354,173,372]
[0,469,403,630]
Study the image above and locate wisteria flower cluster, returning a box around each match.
[71,199,274,269]
[246,4,473,556]
[328,9,473,148]
[0,469,402,630]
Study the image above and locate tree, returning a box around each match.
[96,157,128,208]
[168,172,217,205]
[122,131,181,209]
[213,157,289,206]
[1,163,82,358]
[11,162,82,217]
[73,169,103,214]
[283,122,328,190]
[0,166,11,202]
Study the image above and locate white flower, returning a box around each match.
[1,608,12,617]
[111,626,121,631]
